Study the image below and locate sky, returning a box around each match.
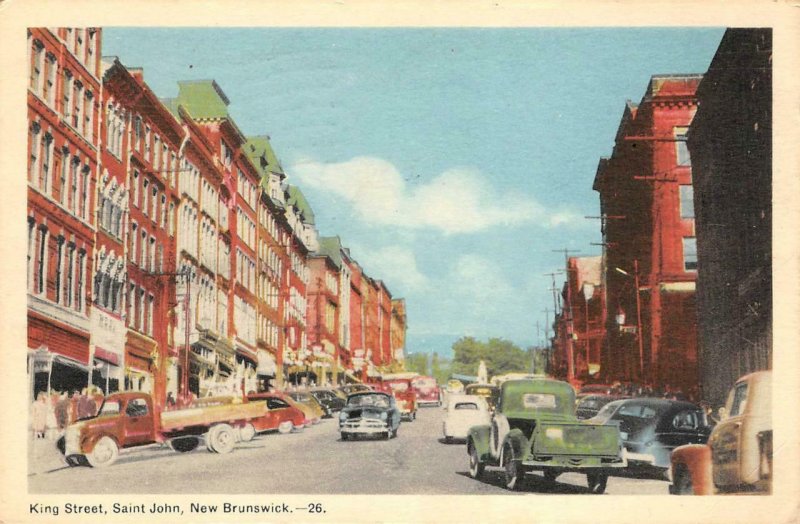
[103,27,725,358]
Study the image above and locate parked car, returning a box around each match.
[385,378,418,421]
[339,384,373,396]
[269,391,319,427]
[670,370,772,495]
[442,394,491,443]
[246,392,306,434]
[339,391,401,440]
[588,398,711,477]
[575,394,627,420]
[309,388,346,415]
[445,379,465,395]
[411,376,442,407]
[466,378,626,493]
[58,393,263,467]
[286,391,326,422]
[464,384,500,412]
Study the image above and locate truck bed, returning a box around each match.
[160,401,264,431]
[530,422,621,457]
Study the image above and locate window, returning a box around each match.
[54,236,64,304]
[30,40,43,93]
[62,70,73,118]
[36,227,47,294]
[140,229,147,267]
[680,185,694,219]
[76,250,86,312]
[142,179,149,216]
[27,219,35,290]
[683,237,698,272]
[729,382,748,417]
[84,91,94,142]
[127,282,135,326]
[126,398,148,418]
[151,186,158,221]
[59,147,69,204]
[28,122,40,185]
[44,53,57,106]
[147,294,155,336]
[675,127,691,166]
[130,222,138,262]
[40,133,53,195]
[80,165,90,219]
[145,126,151,161]
[134,116,143,151]
[220,140,233,168]
[69,157,79,213]
[132,171,140,207]
[72,80,83,130]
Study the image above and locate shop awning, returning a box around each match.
[257,350,277,376]
[94,346,121,366]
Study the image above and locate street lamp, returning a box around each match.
[614,260,645,383]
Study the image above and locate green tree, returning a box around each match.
[404,353,430,376]
[450,336,530,379]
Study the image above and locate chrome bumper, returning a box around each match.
[340,418,388,434]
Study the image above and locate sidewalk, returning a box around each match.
[27,433,68,477]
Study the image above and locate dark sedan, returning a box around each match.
[310,388,346,415]
[575,394,627,420]
[587,398,711,476]
[339,391,401,440]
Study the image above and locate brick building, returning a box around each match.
[27,28,102,400]
[307,237,344,385]
[593,75,701,395]
[390,299,407,366]
[688,29,772,407]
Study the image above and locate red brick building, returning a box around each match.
[593,75,701,396]
[99,60,183,408]
[307,237,344,384]
[552,256,605,384]
[27,28,102,400]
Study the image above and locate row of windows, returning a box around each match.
[131,170,170,231]
[290,251,310,284]
[97,180,126,239]
[60,28,99,74]
[126,281,155,337]
[29,35,97,143]
[236,207,256,251]
[237,169,259,211]
[325,271,339,295]
[234,296,256,346]
[93,252,124,314]
[258,314,280,349]
[236,248,256,292]
[129,222,165,274]
[27,220,87,314]
[258,274,279,309]
[29,124,91,222]
[134,117,178,180]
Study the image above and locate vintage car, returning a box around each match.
[445,379,465,395]
[309,388,346,415]
[443,394,491,443]
[466,378,626,493]
[670,370,772,495]
[386,378,418,421]
[288,391,329,419]
[587,398,711,476]
[339,391,401,440]
[339,384,373,396]
[246,392,306,434]
[411,375,442,407]
[464,384,500,412]
[576,394,627,420]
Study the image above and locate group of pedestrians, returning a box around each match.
[30,388,103,439]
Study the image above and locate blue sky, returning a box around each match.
[103,28,724,357]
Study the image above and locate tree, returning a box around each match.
[404,353,430,376]
[451,336,530,379]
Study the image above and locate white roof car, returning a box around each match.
[442,394,490,443]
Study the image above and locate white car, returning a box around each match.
[442,394,490,443]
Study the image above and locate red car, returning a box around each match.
[412,376,442,407]
[385,378,418,421]
[246,392,306,434]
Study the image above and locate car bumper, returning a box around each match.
[522,454,628,469]
[340,418,389,434]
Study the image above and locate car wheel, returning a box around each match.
[238,423,256,442]
[503,443,524,491]
[411,411,416,421]
[444,436,453,444]
[384,431,391,440]
[277,421,293,434]
[468,444,485,479]
[586,472,608,494]
[86,436,119,468]
[671,466,694,495]
[208,424,236,454]
[170,437,200,453]
[341,432,349,441]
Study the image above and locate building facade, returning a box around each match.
[27,28,102,400]
[688,29,772,407]
[593,75,701,396]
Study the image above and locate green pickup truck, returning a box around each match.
[466,378,626,493]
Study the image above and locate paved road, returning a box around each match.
[29,406,669,495]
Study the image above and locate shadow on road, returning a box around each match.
[454,470,594,494]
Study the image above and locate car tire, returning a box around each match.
[170,437,200,453]
[586,472,608,494]
[208,424,236,454]
[341,433,349,441]
[671,466,694,495]
[383,431,391,440]
[238,424,256,442]
[86,436,119,468]
[503,443,524,491]
[444,436,453,444]
[278,421,293,434]
[411,411,416,421]
[468,443,485,479]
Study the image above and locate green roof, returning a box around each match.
[285,185,315,225]
[316,236,343,268]
[175,80,230,120]
[244,136,285,180]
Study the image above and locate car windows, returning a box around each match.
[455,402,479,410]
[99,400,120,416]
[617,404,657,419]
[126,398,148,418]
[267,398,289,410]
[389,382,409,392]
[729,382,749,417]
[672,410,699,430]
[522,393,557,409]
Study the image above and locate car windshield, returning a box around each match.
[348,394,390,408]
[414,378,436,388]
[454,402,479,410]
[98,400,120,416]
[591,401,623,423]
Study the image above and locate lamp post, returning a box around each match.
[615,260,645,382]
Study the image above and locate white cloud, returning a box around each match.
[350,244,428,293]
[289,156,568,235]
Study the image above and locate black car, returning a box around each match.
[588,398,711,475]
[339,391,401,440]
[575,394,627,420]
[310,388,346,415]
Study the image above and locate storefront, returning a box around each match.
[256,349,278,392]
[28,346,89,401]
[89,308,125,394]
[124,331,155,393]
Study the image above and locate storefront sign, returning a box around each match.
[90,308,125,361]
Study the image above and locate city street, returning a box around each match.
[29,406,667,495]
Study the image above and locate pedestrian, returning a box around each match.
[77,388,96,420]
[46,393,59,439]
[166,391,176,409]
[31,392,48,439]
[55,392,70,431]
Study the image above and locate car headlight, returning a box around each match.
[380,412,388,421]
[339,412,348,421]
